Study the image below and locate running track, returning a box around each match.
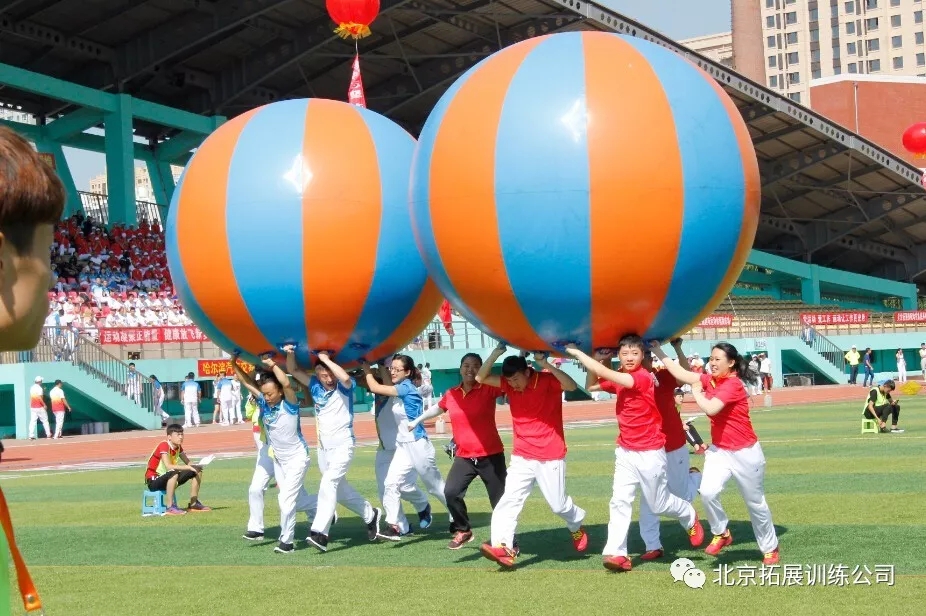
[0,384,884,471]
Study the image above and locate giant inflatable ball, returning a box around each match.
[167,98,441,365]
[410,31,760,351]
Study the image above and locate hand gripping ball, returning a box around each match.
[166,98,441,366]
[410,31,760,351]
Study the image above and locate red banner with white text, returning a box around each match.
[198,359,255,377]
[894,311,926,323]
[699,314,734,328]
[799,312,870,325]
[98,327,209,345]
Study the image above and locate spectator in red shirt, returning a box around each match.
[409,352,509,550]
[476,344,587,569]
[567,337,704,572]
[651,340,780,566]
[144,424,211,515]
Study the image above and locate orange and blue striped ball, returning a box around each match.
[166,98,441,366]
[410,31,760,351]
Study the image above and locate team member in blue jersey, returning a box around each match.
[364,363,433,536]
[181,372,201,428]
[362,354,450,540]
[285,346,383,551]
[233,354,314,554]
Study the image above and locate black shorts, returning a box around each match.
[146,469,197,492]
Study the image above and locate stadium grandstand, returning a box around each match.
[1,0,926,440]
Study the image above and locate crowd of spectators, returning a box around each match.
[45,213,195,340]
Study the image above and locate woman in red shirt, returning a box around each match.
[410,353,508,550]
[650,341,780,566]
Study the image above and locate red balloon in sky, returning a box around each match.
[902,122,926,156]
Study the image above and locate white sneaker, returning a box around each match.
[891,428,905,433]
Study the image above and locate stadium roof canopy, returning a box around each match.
[2,0,926,287]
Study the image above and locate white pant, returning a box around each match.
[898,363,907,383]
[490,455,585,547]
[699,442,778,554]
[127,387,141,405]
[639,445,702,551]
[156,399,168,420]
[53,411,66,438]
[183,400,200,426]
[312,444,373,535]
[375,448,429,534]
[253,431,262,451]
[29,409,50,439]
[221,398,240,424]
[604,447,696,557]
[383,439,447,527]
[247,444,316,536]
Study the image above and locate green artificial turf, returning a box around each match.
[4,398,925,615]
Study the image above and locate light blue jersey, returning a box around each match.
[182,380,200,402]
[258,395,308,462]
[309,376,355,449]
[393,379,426,443]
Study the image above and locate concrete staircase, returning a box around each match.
[35,331,162,432]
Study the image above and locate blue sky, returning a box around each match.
[63,0,732,190]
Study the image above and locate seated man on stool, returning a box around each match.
[145,424,211,515]
[863,380,904,434]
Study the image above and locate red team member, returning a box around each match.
[584,339,702,561]
[476,345,588,568]
[651,341,780,565]
[410,352,509,549]
[567,337,703,572]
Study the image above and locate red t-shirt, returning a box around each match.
[500,370,566,461]
[598,369,665,451]
[439,383,504,458]
[145,441,182,480]
[653,370,687,452]
[699,373,758,450]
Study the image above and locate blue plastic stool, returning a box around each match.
[141,490,168,517]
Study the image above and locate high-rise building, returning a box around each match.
[680,32,735,67]
[732,0,926,105]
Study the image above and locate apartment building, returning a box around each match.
[680,32,735,67]
[733,0,926,104]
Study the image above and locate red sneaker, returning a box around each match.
[762,548,780,565]
[640,549,664,561]
[480,543,516,568]
[688,519,705,547]
[603,555,632,572]
[570,527,589,552]
[705,530,733,556]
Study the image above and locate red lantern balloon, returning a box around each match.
[326,0,380,39]
[902,122,926,158]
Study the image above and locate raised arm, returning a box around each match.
[649,341,701,385]
[670,338,690,371]
[361,361,399,397]
[565,346,634,388]
[283,345,312,387]
[260,356,299,405]
[316,351,352,388]
[690,379,725,416]
[534,352,578,392]
[476,343,506,387]
[231,356,262,397]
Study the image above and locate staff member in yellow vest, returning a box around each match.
[144,424,212,515]
[845,345,861,385]
[863,380,903,434]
